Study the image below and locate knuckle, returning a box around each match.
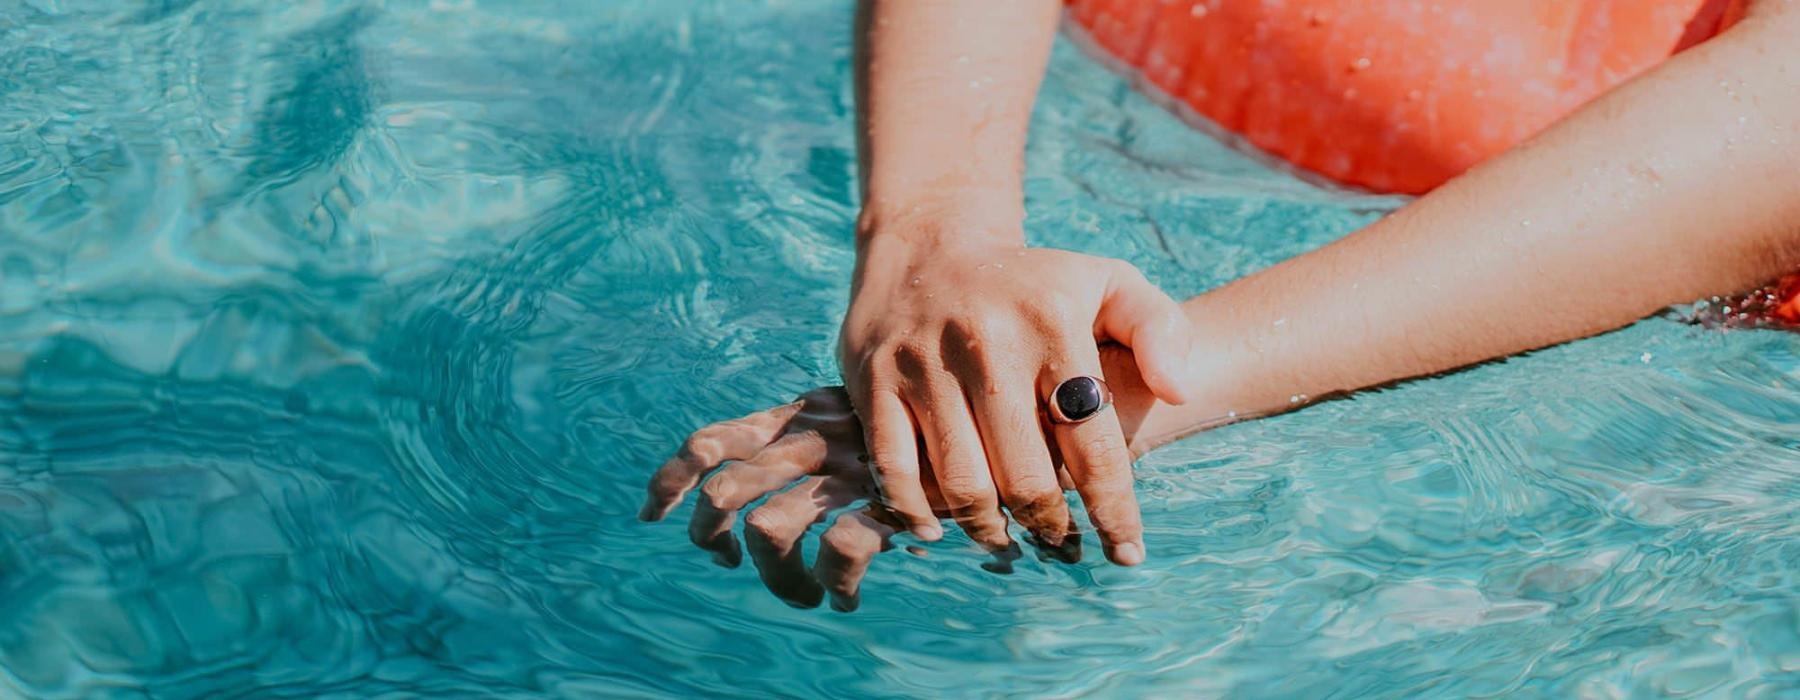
[851,345,898,384]
[1000,481,1061,509]
[1020,302,1074,335]
[943,311,984,339]
[891,342,931,376]
[680,431,723,462]
[698,478,736,511]
[867,452,916,480]
[648,472,687,499]
[743,507,791,542]
[821,523,875,555]
[1108,257,1144,281]
[1079,435,1133,472]
[943,309,1011,345]
[936,470,991,506]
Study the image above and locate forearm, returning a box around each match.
[1126,6,1800,452]
[854,0,1060,248]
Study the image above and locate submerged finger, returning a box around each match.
[687,498,742,568]
[641,401,804,521]
[744,476,866,608]
[814,507,898,612]
[687,432,831,568]
[699,433,829,511]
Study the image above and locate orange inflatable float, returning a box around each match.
[1066,0,1748,194]
[1066,0,1798,324]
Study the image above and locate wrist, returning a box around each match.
[851,192,1027,293]
[855,185,1025,249]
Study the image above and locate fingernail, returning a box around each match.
[914,522,944,541]
[1108,542,1144,566]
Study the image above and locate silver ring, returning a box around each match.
[1047,376,1112,424]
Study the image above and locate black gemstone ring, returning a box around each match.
[1048,376,1112,424]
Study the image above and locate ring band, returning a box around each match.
[1048,376,1112,424]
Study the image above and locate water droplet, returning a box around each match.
[1640,352,1654,363]
[910,277,921,286]
[1350,57,1371,72]
[1190,3,1208,18]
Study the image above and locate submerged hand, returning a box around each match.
[642,348,1162,611]
[842,228,1194,565]
[640,388,940,610]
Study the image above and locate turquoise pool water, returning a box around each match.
[4,1,1799,697]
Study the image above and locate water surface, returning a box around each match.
[3,1,1798,697]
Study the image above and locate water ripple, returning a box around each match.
[2,0,1798,697]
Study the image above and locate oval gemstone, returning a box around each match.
[1055,377,1106,421]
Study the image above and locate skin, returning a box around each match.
[644,0,1800,609]
[843,0,1199,566]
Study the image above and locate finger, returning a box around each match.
[699,433,829,512]
[1039,415,1078,492]
[1096,261,1196,405]
[860,389,941,541]
[957,363,1078,562]
[814,507,898,612]
[688,432,830,567]
[641,401,804,521]
[1044,350,1146,567]
[906,375,1012,551]
[744,476,866,608]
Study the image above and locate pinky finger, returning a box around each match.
[813,507,898,612]
[863,391,942,541]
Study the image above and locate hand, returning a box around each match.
[841,225,1195,565]
[639,388,944,611]
[641,347,1165,610]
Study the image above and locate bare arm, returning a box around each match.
[645,4,1800,607]
[854,0,1055,232]
[844,0,1194,566]
[1130,2,1800,452]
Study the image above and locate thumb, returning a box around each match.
[1095,261,1197,405]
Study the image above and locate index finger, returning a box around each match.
[640,401,804,521]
